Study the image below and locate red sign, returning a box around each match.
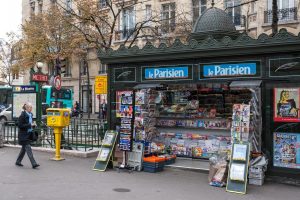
[54,76,62,90]
[32,73,48,82]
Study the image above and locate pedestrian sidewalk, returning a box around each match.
[1,147,300,200]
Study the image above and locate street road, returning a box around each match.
[0,147,299,200]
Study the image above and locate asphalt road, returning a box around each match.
[1,147,299,200]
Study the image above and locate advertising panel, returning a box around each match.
[273,132,300,169]
[274,88,300,122]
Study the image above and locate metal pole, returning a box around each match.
[86,60,90,119]
[79,60,82,112]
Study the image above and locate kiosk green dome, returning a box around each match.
[190,5,239,40]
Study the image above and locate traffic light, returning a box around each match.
[60,58,67,75]
[55,57,61,76]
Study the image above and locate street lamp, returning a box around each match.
[30,61,47,135]
[36,62,44,70]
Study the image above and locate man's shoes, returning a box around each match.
[15,162,23,167]
[32,164,40,169]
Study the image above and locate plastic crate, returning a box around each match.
[142,159,165,173]
[143,166,164,173]
[143,156,165,163]
[143,161,164,168]
[249,178,264,186]
[249,171,264,179]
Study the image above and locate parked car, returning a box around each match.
[0,103,50,124]
[0,105,12,123]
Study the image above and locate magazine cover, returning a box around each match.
[116,91,133,118]
[274,88,300,122]
[273,132,300,169]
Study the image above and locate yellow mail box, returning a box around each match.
[46,108,70,127]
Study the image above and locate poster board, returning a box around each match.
[274,88,300,122]
[93,130,118,172]
[95,76,107,94]
[12,86,37,119]
[226,142,251,195]
[116,91,134,118]
[273,132,300,169]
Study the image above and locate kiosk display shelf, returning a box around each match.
[133,83,255,159]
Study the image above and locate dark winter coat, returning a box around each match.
[18,111,33,145]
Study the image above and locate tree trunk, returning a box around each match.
[271,0,278,36]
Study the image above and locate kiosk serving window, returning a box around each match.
[113,82,262,159]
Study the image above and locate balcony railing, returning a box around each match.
[264,7,298,24]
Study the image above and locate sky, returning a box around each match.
[0,0,22,40]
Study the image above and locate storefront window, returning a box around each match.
[112,82,260,159]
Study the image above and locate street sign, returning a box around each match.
[12,85,37,119]
[13,85,36,93]
[95,76,107,94]
[54,76,62,91]
[32,73,48,82]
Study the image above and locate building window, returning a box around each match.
[80,59,88,76]
[66,0,72,11]
[99,0,107,9]
[38,0,43,13]
[145,5,152,26]
[192,0,207,25]
[265,0,296,23]
[161,3,176,34]
[250,1,256,14]
[120,7,135,40]
[30,1,35,15]
[99,63,107,74]
[225,0,242,26]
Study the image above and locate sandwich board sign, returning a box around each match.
[93,130,118,172]
[226,142,251,194]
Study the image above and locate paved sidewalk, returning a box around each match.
[1,147,299,200]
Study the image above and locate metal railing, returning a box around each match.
[2,118,107,152]
[264,7,298,23]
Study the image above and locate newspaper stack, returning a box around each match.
[248,156,268,186]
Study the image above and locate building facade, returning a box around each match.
[22,0,300,114]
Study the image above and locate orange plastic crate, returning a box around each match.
[143,156,165,163]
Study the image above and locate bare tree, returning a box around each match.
[56,0,190,49]
[21,3,84,70]
[0,32,21,85]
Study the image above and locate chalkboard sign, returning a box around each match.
[93,130,118,172]
[226,142,250,195]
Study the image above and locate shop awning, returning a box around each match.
[133,84,163,89]
[230,80,262,88]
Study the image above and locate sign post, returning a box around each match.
[30,65,49,134]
